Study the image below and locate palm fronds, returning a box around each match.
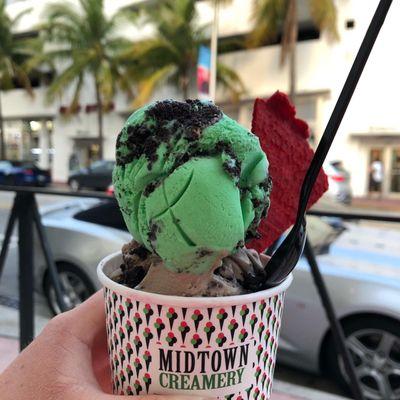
[126,0,244,103]
[247,0,286,47]
[309,0,339,40]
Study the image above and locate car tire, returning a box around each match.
[43,262,96,315]
[325,316,400,400]
[69,179,80,191]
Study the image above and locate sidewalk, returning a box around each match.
[352,196,400,212]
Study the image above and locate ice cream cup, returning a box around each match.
[98,252,292,399]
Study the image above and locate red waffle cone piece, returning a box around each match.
[247,91,328,252]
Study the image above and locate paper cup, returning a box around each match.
[98,252,292,399]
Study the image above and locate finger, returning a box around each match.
[63,290,106,347]
[92,321,113,393]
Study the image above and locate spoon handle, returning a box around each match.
[265,0,393,287]
[295,0,393,223]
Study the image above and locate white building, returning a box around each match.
[2,0,400,197]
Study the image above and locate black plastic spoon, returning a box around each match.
[263,0,393,288]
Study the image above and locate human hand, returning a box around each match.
[0,291,212,400]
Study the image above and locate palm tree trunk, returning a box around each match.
[181,67,190,99]
[182,79,189,99]
[94,79,104,160]
[0,91,5,159]
[288,0,298,103]
[209,0,220,101]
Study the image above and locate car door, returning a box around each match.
[86,161,113,190]
[99,161,115,189]
[0,161,11,184]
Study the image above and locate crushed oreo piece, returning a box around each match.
[260,175,273,192]
[241,269,267,292]
[116,99,223,166]
[245,230,262,241]
[196,248,212,258]
[148,221,161,247]
[251,198,262,208]
[235,240,245,250]
[129,246,150,260]
[116,265,146,288]
[143,180,161,197]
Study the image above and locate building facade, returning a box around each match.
[2,0,400,197]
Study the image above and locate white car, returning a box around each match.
[34,199,400,400]
[324,161,352,205]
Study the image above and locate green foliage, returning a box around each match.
[0,0,35,93]
[41,0,135,110]
[217,63,246,103]
[248,0,339,49]
[248,0,286,47]
[308,0,339,40]
[128,0,244,106]
[248,0,339,100]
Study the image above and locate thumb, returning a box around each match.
[63,290,106,347]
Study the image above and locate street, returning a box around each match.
[0,190,399,398]
[0,191,84,337]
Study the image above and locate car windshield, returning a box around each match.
[10,161,37,169]
[90,160,115,171]
[330,161,347,173]
[20,162,36,169]
[73,199,128,231]
[90,161,105,169]
[0,161,12,170]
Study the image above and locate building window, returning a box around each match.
[4,119,53,166]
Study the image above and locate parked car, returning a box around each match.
[325,161,352,205]
[106,184,114,195]
[68,160,115,191]
[34,199,400,400]
[0,160,51,187]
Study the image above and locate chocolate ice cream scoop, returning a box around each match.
[117,241,270,297]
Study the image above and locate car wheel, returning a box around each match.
[69,179,80,191]
[44,262,95,315]
[326,316,400,400]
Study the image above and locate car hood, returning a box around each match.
[69,168,88,176]
[40,199,132,243]
[40,199,100,219]
[313,222,400,285]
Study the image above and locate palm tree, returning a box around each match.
[130,0,244,106]
[248,0,339,102]
[209,0,233,101]
[0,0,35,159]
[41,0,134,159]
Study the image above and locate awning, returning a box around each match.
[350,132,400,141]
[72,137,101,145]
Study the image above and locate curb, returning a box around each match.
[273,380,349,400]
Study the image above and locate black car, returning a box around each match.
[0,160,51,187]
[68,160,115,191]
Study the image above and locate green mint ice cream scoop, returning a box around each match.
[113,99,271,274]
